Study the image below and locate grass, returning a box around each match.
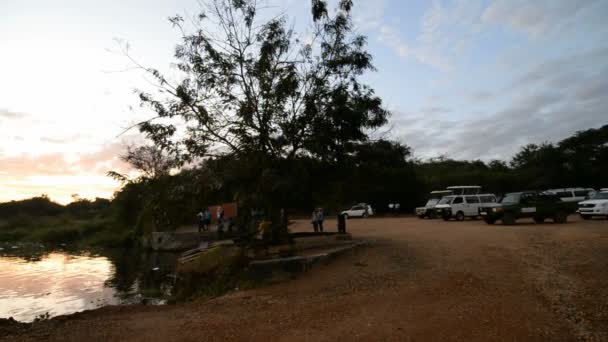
[0,214,135,248]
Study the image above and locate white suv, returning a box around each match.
[578,191,608,219]
[435,194,497,221]
[545,188,595,203]
[341,204,374,218]
[416,190,452,218]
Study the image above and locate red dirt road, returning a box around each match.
[3,216,608,341]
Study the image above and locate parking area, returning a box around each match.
[6,215,608,341]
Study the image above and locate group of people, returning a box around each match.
[311,207,325,232]
[196,208,212,232]
[388,202,401,215]
[196,206,226,233]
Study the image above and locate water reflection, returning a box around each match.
[0,246,178,322]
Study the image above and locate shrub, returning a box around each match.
[33,227,81,243]
[0,229,27,241]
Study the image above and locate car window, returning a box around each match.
[501,193,521,204]
[557,191,572,197]
[425,199,439,206]
[481,196,496,203]
[574,190,588,197]
[438,197,453,204]
[351,206,363,210]
[466,196,480,203]
[592,192,608,200]
[453,197,463,204]
[521,193,537,203]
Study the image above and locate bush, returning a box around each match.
[0,229,27,241]
[80,220,108,236]
[32,227,81,243]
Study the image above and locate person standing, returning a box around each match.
[311,208,319,232]
[317,208,325,232]
[203,208,211,231]
[217,206,225,234]
[196,209,205,233]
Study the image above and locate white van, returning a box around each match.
[446,186,482,195]
[435,194,497,221]
[545,188,595,203]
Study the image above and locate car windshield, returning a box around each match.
[500,193,521,204]
[591,192,608,200]
[438,197,453,204]
[425,198,439,206]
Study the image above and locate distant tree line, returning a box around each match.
[103,124,607,232]
[0,195,111,219]
[1,124,605,238]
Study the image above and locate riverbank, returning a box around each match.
[3,216,608,341]
[0,215,134,248]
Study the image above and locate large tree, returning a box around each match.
[129,0,389,235]
[134,0,388,163]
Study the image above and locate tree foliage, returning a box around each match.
[136,0,388,164]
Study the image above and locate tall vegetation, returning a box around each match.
[127,0,389,239]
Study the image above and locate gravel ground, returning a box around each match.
[2,216,607,341]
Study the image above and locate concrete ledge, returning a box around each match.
[248,241,368,275]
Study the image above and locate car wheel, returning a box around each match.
[455,211,465,221]
[429,211,437,219]
[363,213,369,218]
[442,215,451,221]
[533,217,544,224]
[417,215,425,219]
[343,214,349,219]
[554,211,567,224]
[502,212,515,225]
[484,218,496,225]
[580,215,591,220]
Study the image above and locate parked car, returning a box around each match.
[341,204,373,218]
[416,190,452,218]
[479,191,576,225]
[545,188,595,203]
[435,194,497,221]
[578,191,608,219]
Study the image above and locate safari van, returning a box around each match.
[435,194,497,221]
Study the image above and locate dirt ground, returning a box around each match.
[2,216,608,341]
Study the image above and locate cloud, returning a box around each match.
[377,25,410,58]
[376,0,486,72]
[352,0,387,31]
[40,134,90,144]
[467,91,493,102]
[377,24,453,72]
[392,45,608,160]
[420,106,451,115]
[481,0,599,37]
[0,142,131,203]
[0,142,129,178]
[0,108,28,119]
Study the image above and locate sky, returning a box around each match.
[1,0,607,203]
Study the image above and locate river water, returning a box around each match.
[0,245,178,322]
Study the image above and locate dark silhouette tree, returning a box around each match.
[126,0,389,239]
[134,0,388,162]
